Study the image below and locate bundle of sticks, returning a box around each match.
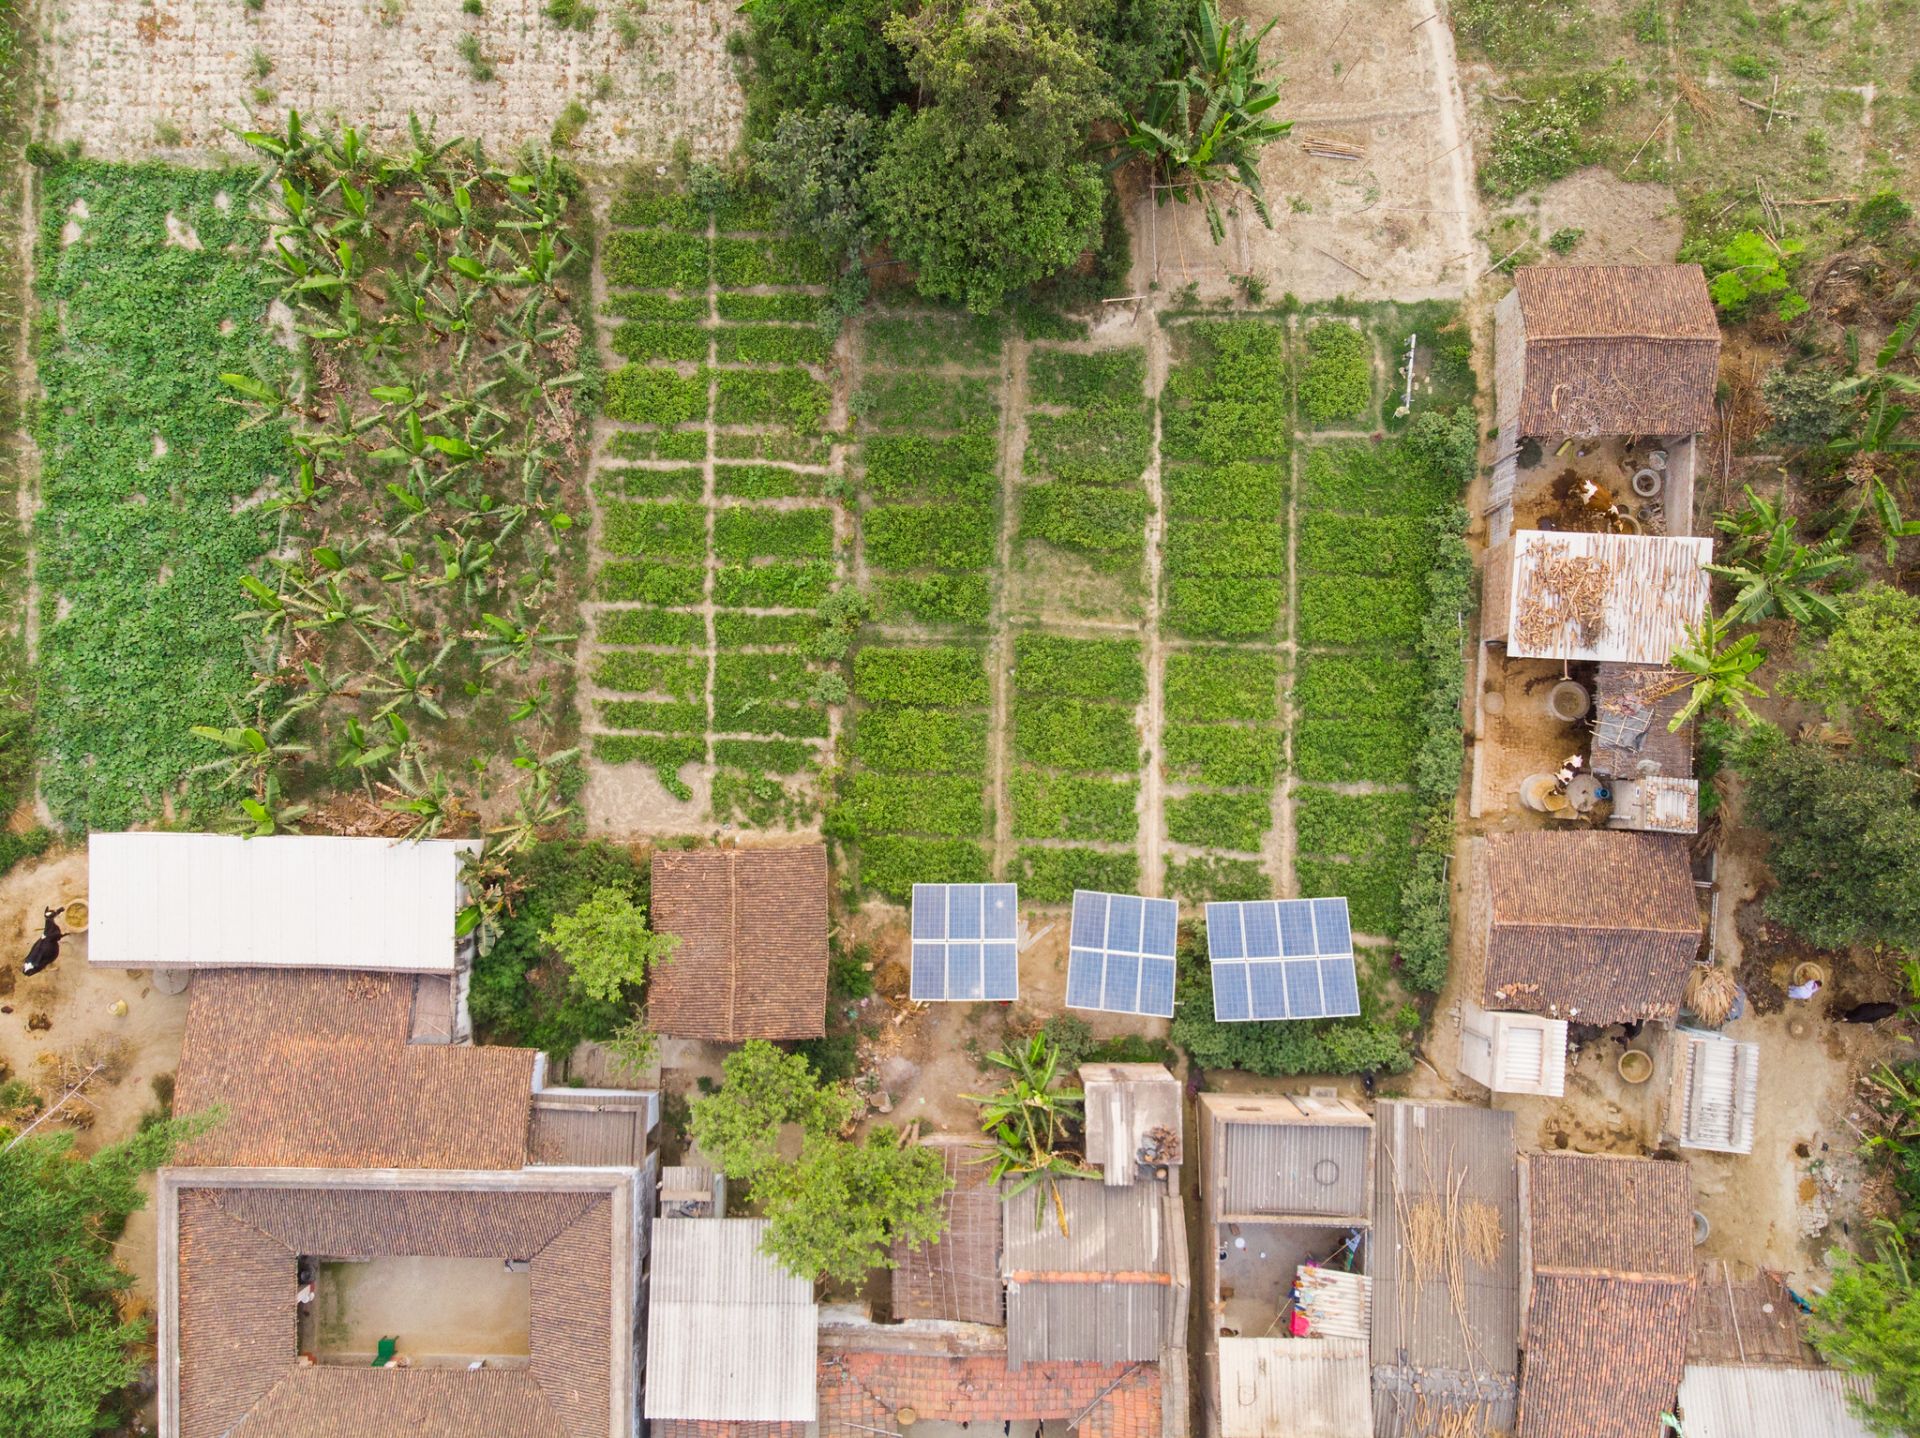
[1513,542,1613,652]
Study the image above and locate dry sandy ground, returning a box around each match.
[1144,0,1478,301]
[41,0,742,161]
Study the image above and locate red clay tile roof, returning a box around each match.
[1518,1154,1696,1438]
[174,1179,621,1438]
[649,846,829,1042]
[653,1425,807,1438]
[889,1141,1003,1326]
[1484,831,1702,1025]
[1514,265,1720,438]
[173,969,535,1169]
[818,1351,1162,1438]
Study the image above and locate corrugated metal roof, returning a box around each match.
[88,832,476,972]
[1505,530,1712,664]
[645,1219,817,1422]
[1671,1029,1759,1154]
[529,1089,655,1168]
[1461,1009,1568,1097]
[1370,1102,1520,1380]
[1214,1102,1372,1221]
[1294,1267,1369,1341]
[1218,1337,1372,1438]
[1082,1063,1183,1185]
[1002,1180,1186,1367]
[1677,1365,1873,1438]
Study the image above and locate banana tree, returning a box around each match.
[365,639,455,721]
[378,757,467,839]
[965,1034,1098,1235]
[476,606,575,671]
[189,722,311,790]
[1668,613,1769,730]
[225,775,311,837]
[1119,0,1291,244]
[1704,518,1849,628]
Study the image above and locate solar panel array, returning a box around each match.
[1065,891,1178,1018]
[910,883,1020,1001]
[1205,897,1360,1023]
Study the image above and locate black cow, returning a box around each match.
[1841,1001,1901,1024]
[20,907,64,977]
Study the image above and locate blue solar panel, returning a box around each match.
[1065,890,1179,1018]
[1204,896,1360,1023]
[1139,958,1176,1016]
[911,885,1021,1000]
[1206,902,1244,959]
[1142,901,1178,958]
[1212,962,1250,1021]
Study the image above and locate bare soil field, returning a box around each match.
[1145,0,1479,301]
[41,0,742,161]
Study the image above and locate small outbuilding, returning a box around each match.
[1676,1364,1874,1438]
[1081,1062,1183,1187]
[890,1137,1005,1327]
[1458,1005,1569,1097]
[1482,829,1702,1025]
[1666,1027,1760,1155]
[1200,1093,1373,1227]
[648,845,830,1042]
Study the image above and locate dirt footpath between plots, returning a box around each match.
[40,0,742,162]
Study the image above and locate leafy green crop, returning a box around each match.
[1012,634,1144,701]
[1166,790,1270,852]
[34,163,290,829]
[1016,845,1140,902]
[1298,322,1373,426]
[1010,771,1138,842]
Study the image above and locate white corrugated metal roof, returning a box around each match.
[1218,1336,1372,1438]
[1506,530,1712,664]
[1465,1008,1568,1097]
[1082,1062,1182,1185]
[1678,1364,1874,1437]
[1294,1267,1370,1341]
[1673,1028,1760,1154]
[645,1218,817,1421]
[87,832,476,972]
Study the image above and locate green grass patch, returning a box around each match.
[1163,724,1282,787]
[603,500,707,560]
[713,560,835,608]
[852,708,989,773]
[1010,771,1139,842]
[606,365,711,425]
[854,645,990,706]
[858,373,998,433]
[873,573,994,627]
[597,607,707,647]
[863,312,1004,369]
[1298,321,1373,426]
[1016,846,1141,903]
[1166,790,1270,852]
[1165,648,1279,722]
[865,503,997,570]
[714,505,834,560]
[1013,696,1138,771]
[861,835,991,900]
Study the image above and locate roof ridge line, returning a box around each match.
[1528,332,1719,344]
[726,850,740,1042]
[1533,1264,1696,1284]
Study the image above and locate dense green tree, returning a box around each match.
[1812,1234,1920,1437]
[758,1127,951,1285]
[736,0,910,133]
[870,0,1111,312]
[1789,586,1920,744]
[541,886,679,1004]
[687,1039,857,1182]
[1735,723,1920,951]
[0,1119,207,1438]
[751,107,882,261]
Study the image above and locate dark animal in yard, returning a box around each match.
[1841,1001,1900,1024]
[20,907,65,977]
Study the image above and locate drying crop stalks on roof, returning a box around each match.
[206,113,592,849]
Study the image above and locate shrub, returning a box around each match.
[1166,790,1269,851]
[1694,229,1809,324]
[1015,845,1141,902]
[1010,771,1139,842]
[1299,322,1372,425]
